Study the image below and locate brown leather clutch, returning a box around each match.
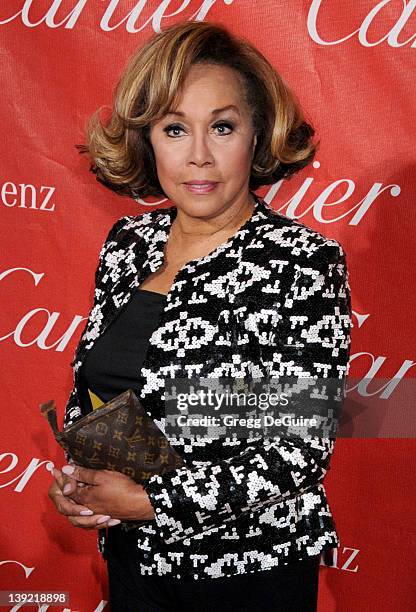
[40,388,185,484]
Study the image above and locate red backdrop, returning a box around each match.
[1,1,415,610]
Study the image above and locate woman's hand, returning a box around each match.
[48,466,120,529]
[60,464,156,522]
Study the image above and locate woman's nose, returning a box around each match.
[188,133,215,166]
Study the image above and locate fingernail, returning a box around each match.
[63,484,72,494]
[80,510,94,516]
[96,515,111,524]
[107,519,121,526]
[62,465,75,475]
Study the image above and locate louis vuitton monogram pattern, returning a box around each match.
[56,389,184,483]
[63,194,352,581]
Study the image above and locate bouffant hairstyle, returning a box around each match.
[76,21,319,199]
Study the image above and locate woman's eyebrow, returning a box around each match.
[165,105,241,118]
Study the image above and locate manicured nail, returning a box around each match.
[107,519,121,526]
[62,465,75,475]
[96,515,111,524]
[63,484,72,494]
[80,510,94,516]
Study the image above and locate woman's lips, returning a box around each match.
[184,182,218,194]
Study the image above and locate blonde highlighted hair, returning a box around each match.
[76,21,319,199]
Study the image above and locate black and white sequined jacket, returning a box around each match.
[63,192,352,581]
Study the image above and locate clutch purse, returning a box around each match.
[40,388,185,484]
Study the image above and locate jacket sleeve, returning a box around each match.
[62,215,131,440]
[142,242,353,545]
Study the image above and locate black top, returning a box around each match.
[78,288,167,412]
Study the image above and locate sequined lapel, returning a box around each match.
[72,205,176,373]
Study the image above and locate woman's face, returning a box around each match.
[149,63,257,218]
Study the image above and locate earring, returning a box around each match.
[134,196,169,206]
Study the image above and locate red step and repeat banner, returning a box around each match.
[1,1,415,610]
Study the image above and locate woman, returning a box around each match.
[48,21,352,611]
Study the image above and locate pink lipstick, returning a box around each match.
[184,181,218,194]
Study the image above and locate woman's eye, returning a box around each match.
[163,124,184,137]
[163,121,234,138]
[213,121,234,135]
